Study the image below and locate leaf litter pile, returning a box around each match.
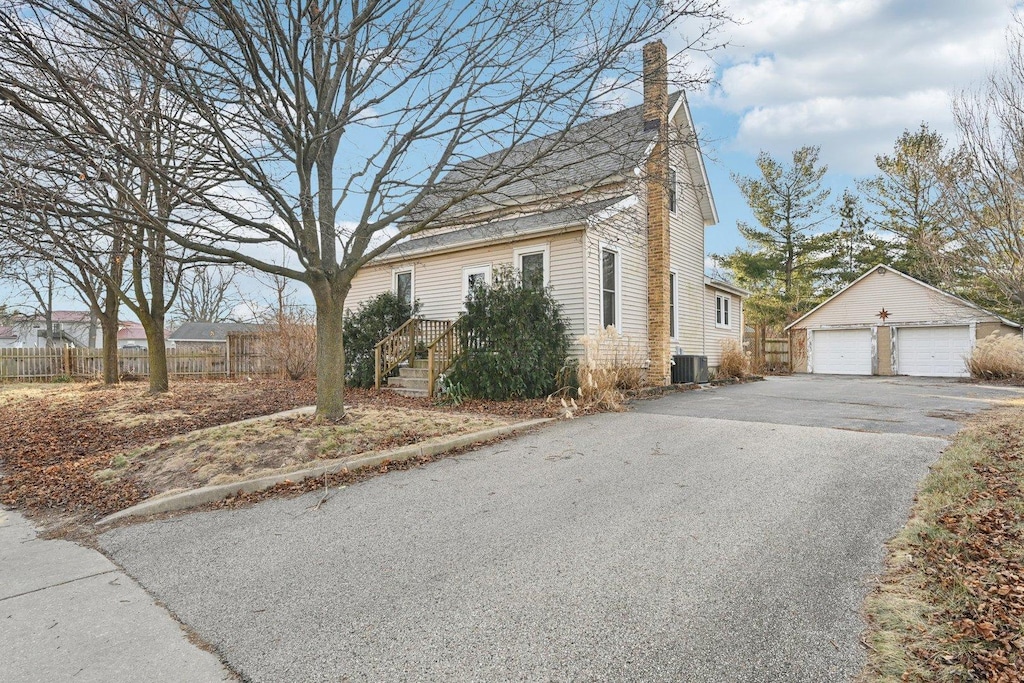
[0,381,557,529]
[863,403,1024,682]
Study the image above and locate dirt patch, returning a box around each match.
[861,404,1024,682]
[115,409,508,496]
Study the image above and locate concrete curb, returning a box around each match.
[97,418,554,526]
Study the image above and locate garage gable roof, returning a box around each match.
[785,264,1021,331]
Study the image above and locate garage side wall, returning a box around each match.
[977,322,1021,340]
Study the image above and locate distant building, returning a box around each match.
[4,311,99,349]
[0,326,19,349]
[168,322,262,351]
[116,323,150,350]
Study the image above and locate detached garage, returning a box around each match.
[787,265,1021,378]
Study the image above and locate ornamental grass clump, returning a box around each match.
[717,339,749,379]
[965,333,1024,380]
[575,327,647,411]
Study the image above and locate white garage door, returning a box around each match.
[812,329,872,375]
[897,326,972,377]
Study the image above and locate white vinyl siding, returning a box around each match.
[667,133,709,356]
[797,268,1000,328]
[702,285,743,367]
[812,329,872,375]
[347,231,587,343]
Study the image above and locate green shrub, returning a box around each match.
[447,267,569,400]
[344,292,418,388]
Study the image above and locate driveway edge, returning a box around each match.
[97,418,554,526]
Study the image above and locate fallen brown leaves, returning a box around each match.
[862,404,1024,682]
[0,380,559,529]
[0,379,316,521]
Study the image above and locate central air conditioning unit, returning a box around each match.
[671,354,709,384]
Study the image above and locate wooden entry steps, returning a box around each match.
[385,360,430,397]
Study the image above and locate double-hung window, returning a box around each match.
[514,244,549,290]
[668,168,677,213]
[669,271,677,338]
[462,265,491,305]
[393,268,413,309]
[601,247,619,329]
[716,293,730,328]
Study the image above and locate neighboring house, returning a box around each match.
[4,310,98,348]
[0,326,19,349]
[347,41,743,382]
[168,322,261,351]
[116,323,150,350]
[786,264,1022,378]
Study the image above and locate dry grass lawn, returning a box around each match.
[861,400,1024,682]
[107,408,509,497]
[0,379,546,529]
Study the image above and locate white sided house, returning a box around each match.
[786,265,1022,378]
[347,42,744,394]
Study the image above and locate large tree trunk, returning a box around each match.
[142,316,168,393]
[312,280,349,422]
[101,284,120,384]
[100,317,119,384]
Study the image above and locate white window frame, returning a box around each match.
[462,264,492,306]
[669,270,678,340]
[599,244,621,332]
[513,243,550,288]
[668,168,677,213]
[392,266,414,308]
[715,293,731,329]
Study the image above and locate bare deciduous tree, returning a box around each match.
[948,16,1024,320]
[0,0,728,419]
[172,265,242,325]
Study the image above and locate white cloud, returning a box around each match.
[675,0,1017,173]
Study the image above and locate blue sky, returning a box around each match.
[671,0,1019,266]
[5,0,1020,316]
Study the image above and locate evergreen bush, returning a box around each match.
[448,267,569,400]
[344,292,418,388]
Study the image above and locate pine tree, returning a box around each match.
[716,146,836,330]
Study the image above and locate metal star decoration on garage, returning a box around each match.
[877,309,890,321]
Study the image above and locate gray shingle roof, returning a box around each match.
[417,93,683,219]
[169,322,261,342]
[383,195,629,260]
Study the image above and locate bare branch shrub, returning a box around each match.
[965,334,1024,380]
[717,339,749,379]
[576,327,648,410]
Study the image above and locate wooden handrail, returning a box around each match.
[425,316,465,398]
[373,317,452,390]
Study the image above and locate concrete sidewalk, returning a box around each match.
[0,508,230,683]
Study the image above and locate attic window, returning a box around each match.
[669,169,677,213]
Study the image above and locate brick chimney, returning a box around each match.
[643,40,671,385]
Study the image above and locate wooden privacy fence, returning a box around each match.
[0,338,278,382]
[748,332,791,373]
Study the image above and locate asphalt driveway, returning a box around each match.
[99,376,1024,682]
